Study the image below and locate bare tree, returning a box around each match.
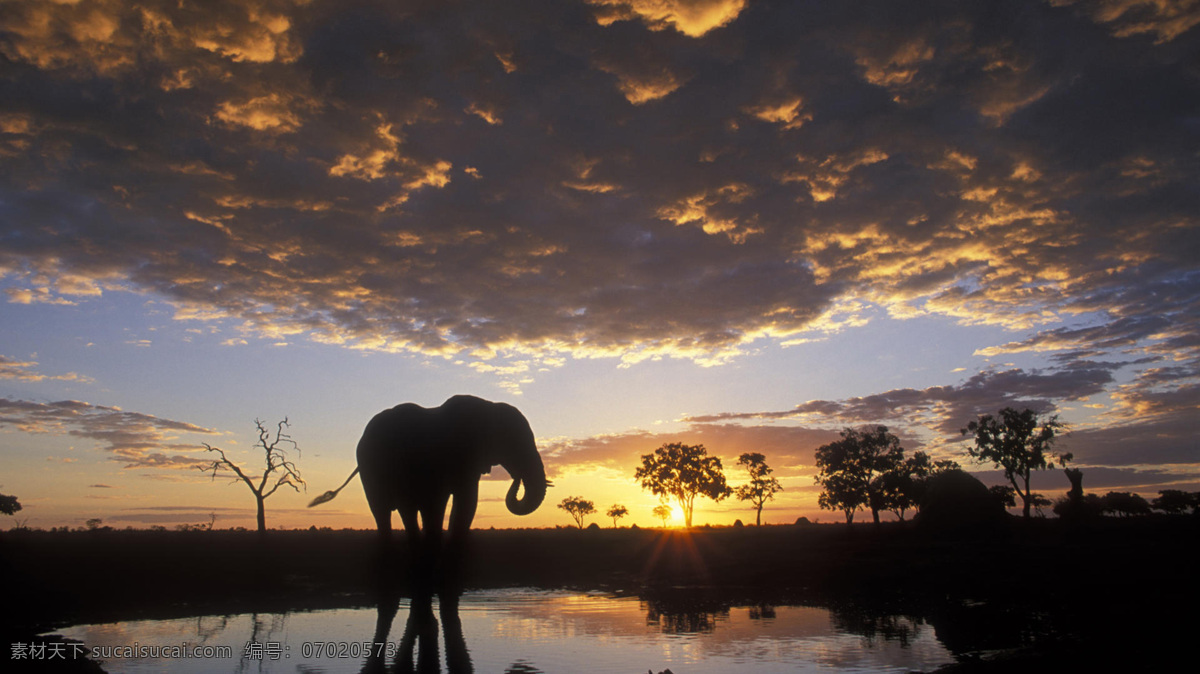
[199,419,305,535]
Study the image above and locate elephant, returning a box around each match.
[309,395,548,562]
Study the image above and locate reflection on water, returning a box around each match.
[53,589,955,673]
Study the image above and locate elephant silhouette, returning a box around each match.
[310,395,548,574]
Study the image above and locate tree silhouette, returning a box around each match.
[558,496,596,529]
[735,453,783,525]
[652,504,672,527]
[872,451,959,520]
[814,427,904,524]
[962,408,1069,518]
[1101,491,1151,517]
[634,443,731,527]
[989,484,1017,508]
[1152,489,1200,514]
[606,504,628,528]
[0,491,20,516]
[198,418,305,535]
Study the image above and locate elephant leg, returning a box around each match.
[420,498,448,553]
[370,501,393,537]
[398,505,421,550]
[413,498,448,590]
[447,482,479,540]
[367,500,402,576]
[445,483,479,585]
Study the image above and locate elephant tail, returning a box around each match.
[307,467,360,507]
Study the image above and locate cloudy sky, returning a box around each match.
[1,0,1197,530]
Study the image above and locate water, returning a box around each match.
[50,589,956,673]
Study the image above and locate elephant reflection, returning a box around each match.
[363,585,473,674]
[311,395,548,571]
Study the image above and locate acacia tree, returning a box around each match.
[634,443,731,527]
[652,504,672,527]
[606,504,629,528]
[199,418,305,535]
[814,427,905,524]
[962,408,1069,518]
[735,453,783,526]
[558,496,596,529]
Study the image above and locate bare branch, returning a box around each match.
[198,419,306,533]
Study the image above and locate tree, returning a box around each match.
[1101,491,1151,517]
[873,452,960,520]
[989,484,1017,508]
[961,408,1069,518]
[606,504,629,528]
[652,504,672,527]
[634,443,731,527]
[814,427,905,524]
[1152,489,1200,514]
[735,453,783,526]
[0,491,21,516]
[558,496,596,529]
[1030,492,1052,517]
[199,418,305,536]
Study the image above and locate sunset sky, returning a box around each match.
[1,0,1197,531]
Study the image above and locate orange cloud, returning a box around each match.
[588,0,748,37]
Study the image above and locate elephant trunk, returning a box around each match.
[505,468,547,516]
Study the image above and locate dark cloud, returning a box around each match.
[688,365,1122,433]
[1,2,1197,447]
[0,398,218,468]
[1,0,1192,356]
[682,359,1198,476]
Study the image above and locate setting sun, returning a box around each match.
[669,505,685,525]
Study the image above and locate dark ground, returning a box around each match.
[2,516,1197,672]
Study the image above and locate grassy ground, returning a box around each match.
[2,516,1196,670]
